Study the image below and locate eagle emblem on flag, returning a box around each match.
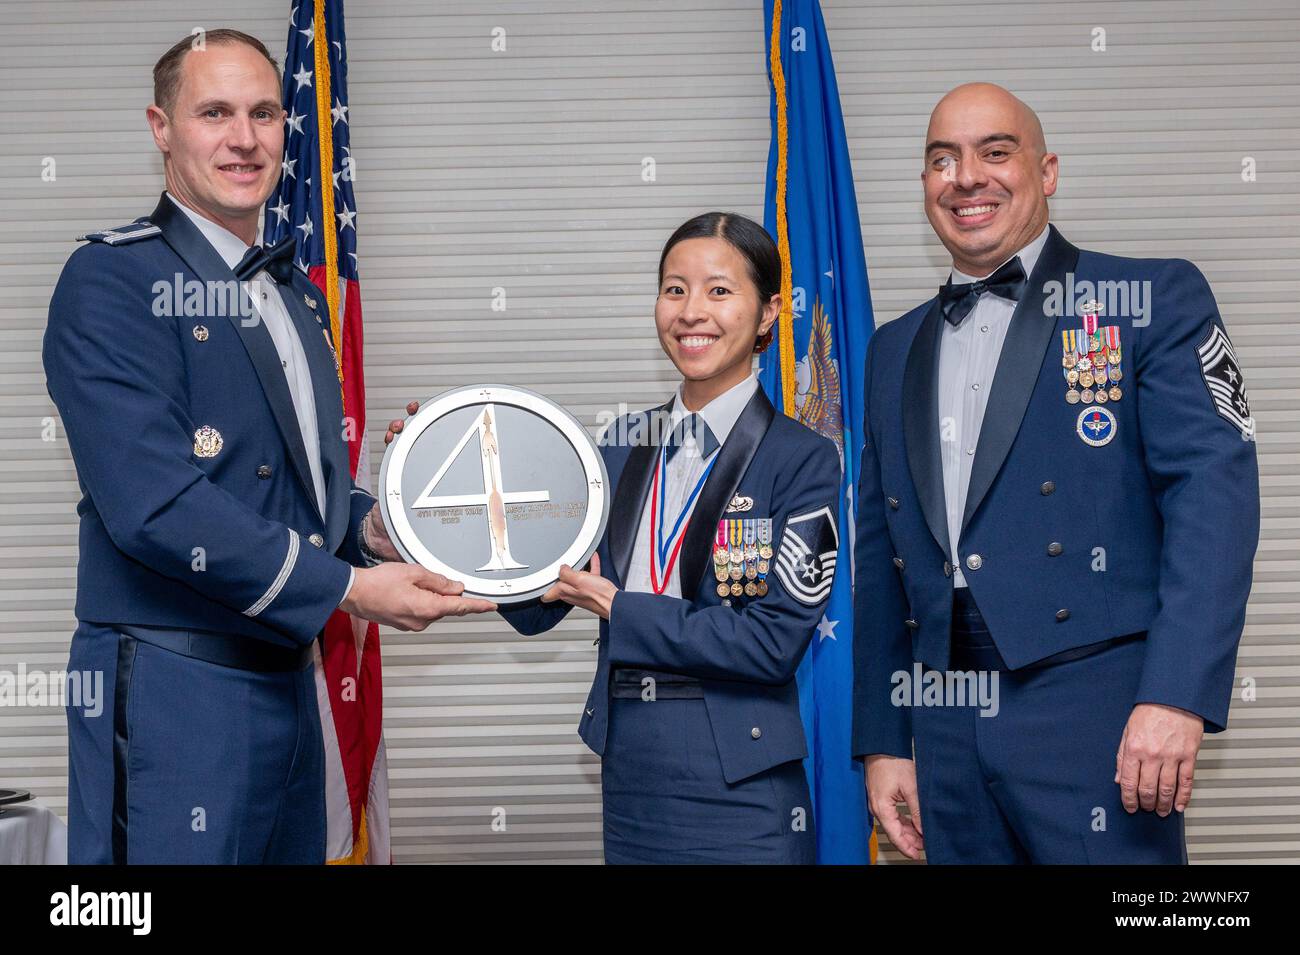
[773,504,838,606]
[794,298,844,468]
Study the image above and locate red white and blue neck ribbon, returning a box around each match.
[648,441,720,594]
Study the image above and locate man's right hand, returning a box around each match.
[340,562,496,631]
[867,754,924,860]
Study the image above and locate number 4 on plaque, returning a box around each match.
[410,404,549,571]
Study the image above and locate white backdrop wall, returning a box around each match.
[0,0,1295,864]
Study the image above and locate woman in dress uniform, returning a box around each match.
[391,212,841,863]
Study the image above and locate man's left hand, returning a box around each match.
[1115,702,1204,816]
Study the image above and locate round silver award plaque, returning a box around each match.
[378,385,610,604]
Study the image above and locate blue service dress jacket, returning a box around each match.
[502,387,842,785]
[851,224,1260,759]
[43,194,378,647]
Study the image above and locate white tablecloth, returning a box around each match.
[0,801,68,864]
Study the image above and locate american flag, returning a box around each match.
[264,0,390,865]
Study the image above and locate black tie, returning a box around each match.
[938,256,1027,327]
[234,235,297,285]
[665,413,720,464]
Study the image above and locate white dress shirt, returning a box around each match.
[167,196,355,600]
[168,194,328,517]
[624,374,758,597]
[937,225,1049,587]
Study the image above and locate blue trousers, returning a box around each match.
[601,697,815,864]
[65,622,326,864]
[911,594,1187,864]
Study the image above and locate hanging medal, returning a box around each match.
[713,522,730,583]
[741,520,758,595]
[1063,329,1081,404]
[647,441,719,595]
[729,517,745,596]
[714,520,728,563]
[1105,325,1123,400]
[728,521,744,585]
[1081,305,1102,352]
[1075,333,1093,401]
[756,519,772,595]
[758,518,774,560]
[1091,329,1109,402]
[716,522,731,597]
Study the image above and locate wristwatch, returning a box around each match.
[358,515,385,567]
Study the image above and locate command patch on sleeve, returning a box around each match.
[773,504,838,606]
[1197,323,1254,437]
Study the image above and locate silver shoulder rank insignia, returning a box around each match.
[726,494,753,513]
[1197,324,1253,437]
[773,505,838,606]
[77,221,162,246]
[193,425,224,458]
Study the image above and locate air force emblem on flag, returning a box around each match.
[1197,324,1253,437]
[774,505,838,606]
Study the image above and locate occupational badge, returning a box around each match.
[1076,406,1117,447]
[726,494,753,513]
[193,425,223,458]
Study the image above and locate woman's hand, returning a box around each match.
[384,400,421,445]
[541,552,617,620]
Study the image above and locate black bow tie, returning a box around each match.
[234,235,297,285]
[938,256,1028,326]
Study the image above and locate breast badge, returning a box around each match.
[1076,406,1117,447]
[193,425,224,458]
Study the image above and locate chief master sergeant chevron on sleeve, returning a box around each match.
[41,29,494,865]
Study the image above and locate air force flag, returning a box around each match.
[760,0,875,863]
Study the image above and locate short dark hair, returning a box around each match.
[153,29,281,114]
[657,211,782,354]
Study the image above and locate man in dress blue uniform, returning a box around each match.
[851,84,1260,863]
[43,30,493,864]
